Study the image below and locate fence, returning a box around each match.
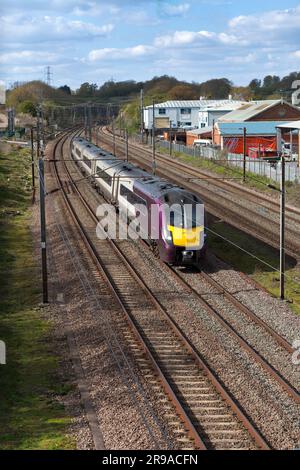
[155,139,300,184]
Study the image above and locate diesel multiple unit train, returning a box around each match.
[71,137,206,265]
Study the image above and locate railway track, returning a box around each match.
[97,127,300,259]
[167,265,300,403]
[50,129,271,450]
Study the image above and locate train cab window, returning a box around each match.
[120,185,147,206]
[96,167,112,186]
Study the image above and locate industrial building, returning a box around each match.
[219,99,300,123]
[211,99,300,156]
[144,100,203,131]
[143,99,246,131]
[213,121,286,154]
[198,100,244,128]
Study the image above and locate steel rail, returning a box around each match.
[51,131,206,450]
[97,128,300,258]
[101,126,300,220]
[167,265,300,404]
[54,129,272,450]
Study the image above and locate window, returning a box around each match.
[120,185,147,206]
[181,108,191,115]
[83,154,91,168]
[158,108,166,115]
[96,167,112,186]
[75,148,81,157]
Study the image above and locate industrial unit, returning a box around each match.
[198,100,244,128]
[214,121,286,154]
[143,99,246,131]
[219,99,300,123]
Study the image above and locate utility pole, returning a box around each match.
[152,101,156,175]
[169,124,172,157]
[84,105,88,139]
[40,104,45,151]
[88,104,92,141]
[95,124,99,146]
[140,88,144,143]
[125,129,129,162]
[112,118,116,156]
[243,127,247,182]
[36,106,41,159]
[30,128,35,190]
[280,155,286,300]
[38,157,48,304]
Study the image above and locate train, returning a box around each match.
[71,137,207,266]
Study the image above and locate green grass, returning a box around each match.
[0,145,75,450]
[157,145,281,193]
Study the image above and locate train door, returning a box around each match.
[112,174,119,205]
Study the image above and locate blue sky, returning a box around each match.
[1,0,300,90]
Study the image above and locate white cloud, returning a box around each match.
[160,2,190,17]
[291,51,300,59]
[0,50,59,64]
[154,30,242,48]
[88,45,155,61]
[229,6,300,34]
[0,14,114,43]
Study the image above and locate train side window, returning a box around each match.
[83,154,92,169]
[75,148,81,157]
[120,185,147,206]
[96,167,112,186]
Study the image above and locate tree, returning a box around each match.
[249,79,261,91]
[58,85,71,95]
[199,78,232,99]
[18,100,37,116]
[168,85,197,100]
[76,82,98,97]
[232,86,252,101]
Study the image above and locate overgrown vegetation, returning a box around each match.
[0,144,75,449]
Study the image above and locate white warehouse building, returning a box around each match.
[143,99,246,131]
[143,100,202,130]
[198,100,245,128]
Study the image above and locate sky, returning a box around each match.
[0,0,300,90]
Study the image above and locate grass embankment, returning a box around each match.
[158,146,300,314]
[158,145,281,193]
[0,144,75,449]
[206,220,300,316]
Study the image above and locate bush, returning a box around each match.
[17,100,37,116]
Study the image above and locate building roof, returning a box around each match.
[186,126,213,136]
[276,120,300,131]
[200,101,245,112]
[145,99,245,110]
[217,121,287,136]
[219,100,290,122]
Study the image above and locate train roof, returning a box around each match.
[73,137,202,201]
[73,137,115,159]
